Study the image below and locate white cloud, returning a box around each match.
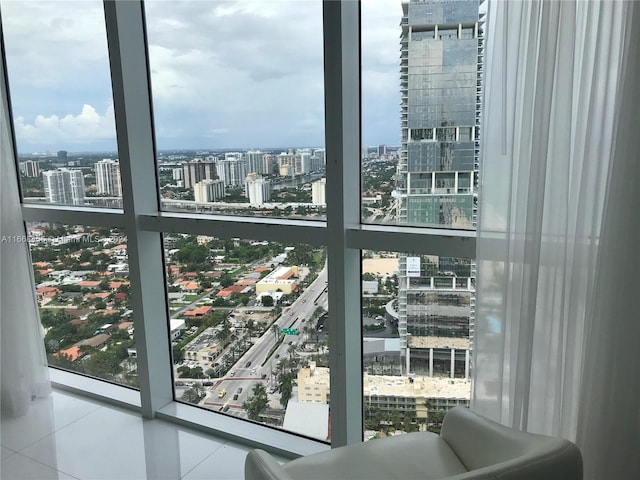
[15,104,116,147]
[3,0,405,150]
[1,0,110,89]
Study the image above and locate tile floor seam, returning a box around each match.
[2,393,105,454]
[6,404,102,457]
[177,438,229,480]
[12,430,58,459]
[9,451,83,480]
[49,402,105,434]
[180,444,249,480]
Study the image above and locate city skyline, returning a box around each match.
[2,0,404,152]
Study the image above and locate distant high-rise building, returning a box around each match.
[246,150,270,175]
[264,154,276,174]
[182,158,217,188]
[298,150,311,175]
[42,168,85,206]
[245,173,271,206]
[377,144,386,156]
[310,155,324,172]
[277,151,311,177]
[396,0,479,228]
[311,148,326,172]
[95,159,122,196]
[57,150,68,162]
[172,168,183,181]
[395,0,482,376]
[23,160,41,178]
[277,152,297,177]
[311,178,326,205]
[193,179,225,203]
[216,157,247,187]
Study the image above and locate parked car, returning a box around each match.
[245,361,252,368]
[261,374,267,379]
[233,394,238,401]
[218,389,227,398]
[237,387,243,394]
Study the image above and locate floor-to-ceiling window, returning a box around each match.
[3,0,477,449]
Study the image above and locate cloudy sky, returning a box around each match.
[1,0,402,153]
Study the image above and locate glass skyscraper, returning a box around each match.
[396,0,482,376]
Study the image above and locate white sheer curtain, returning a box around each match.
[473,1,639,479]
[0,42,51,416]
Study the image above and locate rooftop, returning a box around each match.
[298,365,471,400]
[407,336,470,350]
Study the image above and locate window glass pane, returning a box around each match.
[1,1,121,208]
[361,0,482,229]
[145,1,326,220]
[362,250,472,438]
[163,234,329,441]
[27,223,137,389]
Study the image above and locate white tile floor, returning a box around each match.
[0,390,256,480]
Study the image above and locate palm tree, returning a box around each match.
[287,344,297,360]
[246,319,256,341]
[231,344,241,361]
[217,318,232,346]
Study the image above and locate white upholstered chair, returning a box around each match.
[245,406,582,480]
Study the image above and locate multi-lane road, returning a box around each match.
[201,267,328,414]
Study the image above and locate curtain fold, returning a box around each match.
[473,1,639,478]
[0,35,51,417]
[575,2,640,477]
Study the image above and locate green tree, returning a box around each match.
[271,323,280,342]
[182,386,204,404]
[79,249,93,263]
[427,410,446,435]
[219,273,234,288]
[216,318,232,346]
[82,348,125,380]
[278,372,295,408]
[40,309,71,328]
[246,319,257,342]
[262,295,274,307]
[243,383,269,421]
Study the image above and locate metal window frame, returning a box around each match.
[4,0,477,452]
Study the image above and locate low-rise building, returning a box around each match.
[296,362,470,420]
[255,266,298,295]
[169,319,186,341]
[183,327,219,363]
[297,362,330,404]
[184,305,212,318]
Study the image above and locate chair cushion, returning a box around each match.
[283,431,468,480]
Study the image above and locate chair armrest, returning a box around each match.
[441,407,582,480]
[245,449,295,480]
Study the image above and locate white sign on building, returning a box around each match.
[406,256,421,277]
